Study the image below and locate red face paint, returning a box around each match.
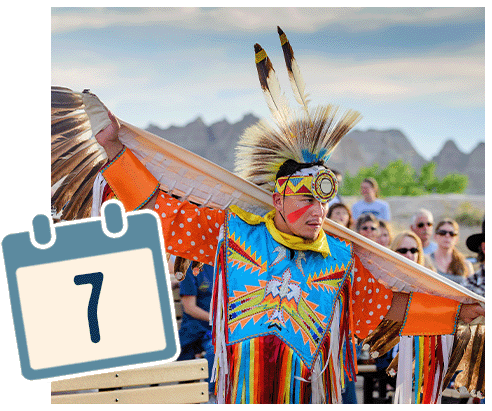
[286,204,313,223]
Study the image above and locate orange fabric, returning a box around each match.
[351,255,394,339]
[400,292,460,336]
[101,148,159,211]
[153,191,225,265]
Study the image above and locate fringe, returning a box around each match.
[393,334,454,404]
[211,280,356,403]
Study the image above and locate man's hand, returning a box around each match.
[95,110,124,161]
[459,303,485,324]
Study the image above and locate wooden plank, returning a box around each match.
[51,381,209,404]
[51,359,207,393]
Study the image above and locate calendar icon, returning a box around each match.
[2,200,179,380]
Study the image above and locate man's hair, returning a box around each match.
[410,208,434,227]
[355,213,379,232]
[276,159,325,180]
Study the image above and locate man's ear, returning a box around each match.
[272,192,284,212]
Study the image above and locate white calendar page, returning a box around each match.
[17,248,166,370]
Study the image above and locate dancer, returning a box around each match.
[57,28,484,404]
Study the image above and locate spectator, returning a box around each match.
[175,259,215,397]
[429,219,473,284]
[355,213,380,242]
[390,231,425,266]
[410,209,437,255]
[462,220,485,297]
[327,169,343,207]
[351,178,391,221]
[327,202,353,228]
[377,220,393,247]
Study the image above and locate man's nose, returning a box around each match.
[311,201,325,216]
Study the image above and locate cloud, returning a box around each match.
[51,7,484,35]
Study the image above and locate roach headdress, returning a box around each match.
[235,27,362,198]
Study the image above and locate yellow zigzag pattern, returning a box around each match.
[228,232,268,275]
[306,263,347,291]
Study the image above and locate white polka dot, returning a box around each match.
[177,202,181,206]
[368,289,372,294]
[364,286,367,290]
[368,329,373,334]
[376,288,380,293]
[377,304,381,309]
[356,277,361,282]
[161,212,166,218]
[167,246,172,250]
[155,204,159,209]
[191,241,195,246]
[387,305,391,310]
[209,244,213,249]
[161,194,165,198]
[208,261,213,265]
[202,235,206,240]
[187,218,192,222]
[171,231,175,236]
[356,330,361,334]
[197,223,201,228]
[366,320,371,324]
[167,202,171,206]
[186,231,191,236]
[380,315,384,320]
[369,311,373,316]
[181,210,185,214]
[369,299,372,303]
[384,295,388,299]
[352,300,356,304]
[207,215,211,220]
[199,249,204,254]
[355,291,360,295]
[178,223,183,228]
[215,222,219,228]
[193,256,198,260]
[173,209,178,214]
[197,210,201,216]
[208,228,213,233]
[178,239,183,244]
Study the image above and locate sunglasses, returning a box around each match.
[396,247,418,254]
[436,229,457,237]
[417,222,433,228]
[361,226,377,231]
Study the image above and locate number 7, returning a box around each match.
[74,272,104,343]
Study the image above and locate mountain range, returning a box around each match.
[146,114,485,195]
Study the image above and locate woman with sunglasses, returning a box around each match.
[430,219,473,284]
[391,231,425,265]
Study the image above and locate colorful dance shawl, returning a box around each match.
[211,207,357,404]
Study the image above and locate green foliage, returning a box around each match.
[340,161,469,197]
[454,202,483,226]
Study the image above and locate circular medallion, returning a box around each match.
[311,168,338,203]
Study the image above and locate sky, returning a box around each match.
[50,7,485,161]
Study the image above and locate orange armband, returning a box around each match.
[101,147,159,211]
[400,292,461,336]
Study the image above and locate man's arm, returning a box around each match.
[385,291,484,324]
[181,295,210,322]
[95,110,158,210]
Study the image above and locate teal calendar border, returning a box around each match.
[2,206,179,380]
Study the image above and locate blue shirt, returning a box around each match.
[178,264,214,347]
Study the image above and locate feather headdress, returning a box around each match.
[235,27,362,190]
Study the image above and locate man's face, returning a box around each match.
[273,193,329,240]
[411,214,434,245]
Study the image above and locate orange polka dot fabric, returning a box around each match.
[153,191,225,265]
[351,255,393,340]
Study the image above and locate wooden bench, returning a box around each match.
[51,359,209,404]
